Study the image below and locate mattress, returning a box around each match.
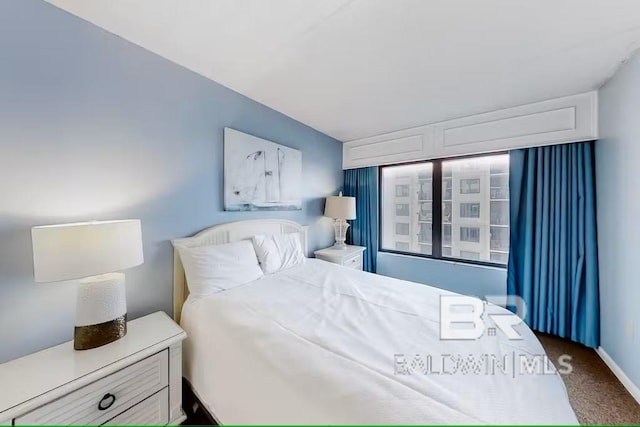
[180,258,578,424]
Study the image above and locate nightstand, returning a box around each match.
[0,311,187,425]
[314,245,366,270]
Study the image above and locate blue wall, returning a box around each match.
[596,50,640,389]
[377,253,507,298]
[0,0,342,363]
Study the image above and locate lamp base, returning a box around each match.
[74,314,127,350]
[74,273,127,350]
[332,219,350,250]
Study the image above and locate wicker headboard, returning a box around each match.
[171,219,309,323]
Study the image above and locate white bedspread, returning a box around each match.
[181,259,578,424]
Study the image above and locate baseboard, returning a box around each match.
[596,347,640,404]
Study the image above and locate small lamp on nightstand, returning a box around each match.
[324,192,356,250]
[31,220,144,350]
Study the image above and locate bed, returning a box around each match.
[172,219,578,424]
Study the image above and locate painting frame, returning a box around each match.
[224,127,302,211]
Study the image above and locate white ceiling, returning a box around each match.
[47,0,640,141]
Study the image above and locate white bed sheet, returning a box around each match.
[181,259,578,424]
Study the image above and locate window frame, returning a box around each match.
[378,152,509,269]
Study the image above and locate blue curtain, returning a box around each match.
[344,167,378,273]
[508,141,600,347]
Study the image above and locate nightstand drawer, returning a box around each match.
[104,388,169,425]
[15,350,168,425]
[343,254,363,270]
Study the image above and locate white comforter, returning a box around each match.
[181,259,578,424]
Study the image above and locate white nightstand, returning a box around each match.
[0,311,187,426]
[314,245,367,270]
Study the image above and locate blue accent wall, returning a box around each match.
[0,0,342,363]
[377,253,507,298]
[597,50,640,389]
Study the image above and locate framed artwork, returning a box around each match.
[224,127,302,211]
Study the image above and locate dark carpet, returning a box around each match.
[537,332,640,424]
[183,334,640,425]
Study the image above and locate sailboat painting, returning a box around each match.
[224,128,302,211]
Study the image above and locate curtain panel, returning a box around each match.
[508,141,600,347]
[344,167,378,273]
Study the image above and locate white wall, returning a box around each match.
[596,50,640,391]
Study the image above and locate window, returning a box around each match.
[490,227,509,251]
[460,178,480,194]
[380,153,509,266]
[396,204,409,216]
[442,201,452,223]
[396,184,410,197]
[395,223,410,235]
[418,202,432,221]
[381,163,433,255]
[443,179,452,200]
[418,181,432,201]
[443,224,452,246]
[460,226,480,242]
[460,203,480,218]
[490,201,509,225]
[418,223,432,244]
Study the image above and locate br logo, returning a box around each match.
[439,295,527,340]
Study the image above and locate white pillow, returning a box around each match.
[252,233,305,274]
[176,240,263,296]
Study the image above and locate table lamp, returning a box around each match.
[324,192,356,249]
[31,219,144,350]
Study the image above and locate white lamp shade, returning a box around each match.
[32,219,144,282]
[324,195,356,220]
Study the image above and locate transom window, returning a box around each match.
[380,153,510,266]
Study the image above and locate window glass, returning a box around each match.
[396,204,409,216]
[381,154,509,265]
[442,154,509,264]
[396,242,410,251]
[380,164,433,255]
[396,223,410,235]
[460,250,480,260]
[460,202,480,218]
[460,178,480,194]
[396,184,410,197]
[460,226,480,242]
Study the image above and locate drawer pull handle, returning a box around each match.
[98,393,116,411]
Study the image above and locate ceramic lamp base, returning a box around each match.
[332,219,350,250]
[74,272,127,350]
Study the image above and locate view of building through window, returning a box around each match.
[381,163,433,255]
[380,154,510,265]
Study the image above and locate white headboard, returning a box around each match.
[171,219,309,323]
